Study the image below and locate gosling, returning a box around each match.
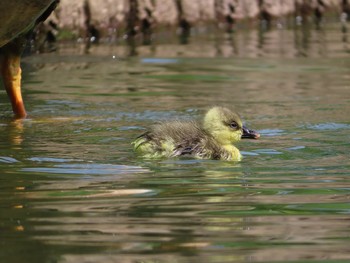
[132,107,260,161]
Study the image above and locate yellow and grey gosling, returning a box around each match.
[132,107,260,161]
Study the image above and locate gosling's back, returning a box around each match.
[133,120,229,159]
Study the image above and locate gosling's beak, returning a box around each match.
[242,125,260,139]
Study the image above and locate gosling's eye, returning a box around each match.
[229,122,238,129]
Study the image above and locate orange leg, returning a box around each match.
[0,39,27,118]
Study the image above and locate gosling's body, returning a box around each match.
[133,107,259,161]
[133,120,240,160]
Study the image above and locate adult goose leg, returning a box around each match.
[0,37,27,118]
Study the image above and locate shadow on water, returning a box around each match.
[1,22,350,262]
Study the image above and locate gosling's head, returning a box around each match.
[203,107,260,145]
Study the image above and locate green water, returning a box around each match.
[1,25,350,262]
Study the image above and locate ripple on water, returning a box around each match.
[258,129,286,136]
[105,110,187,122]
[252,149,283,155]
[304,122,350,131]
[0,156,20,163]
[22,162,149,175]
[28,157,81,163]
[141,58,179,64]
[286,146,306,151]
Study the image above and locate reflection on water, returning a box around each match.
[1,23,350,262]
[57,22,350,59]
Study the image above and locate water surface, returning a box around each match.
[1,24,350,262]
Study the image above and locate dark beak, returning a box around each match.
[242,125,260,139]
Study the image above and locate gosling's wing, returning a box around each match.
[173,145,194,156]
[133,129,173,156]
[173,139,202,157]
[175,138,224,160]
[133,121,204,158]
[132,131,152,150]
